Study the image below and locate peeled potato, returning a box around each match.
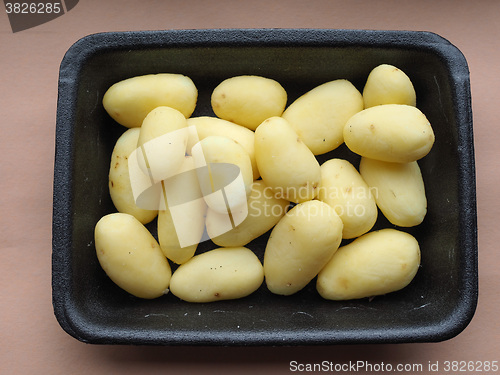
[103,73,197,128]
[282,79,363,155]
[343,104,435,163]
[359,157,427,227]
[211,75,287,130]
[363,64,416,108]
[317,229,420,300]
[169,247,264,302]
[95,213,171,299]
[264,200,343,296]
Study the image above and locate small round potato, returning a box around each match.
[255,116,321,203]
[94,213,172,299]
[343,104,435,163]
[211,75,287,130]
[363,64,416,108]
[318,159,378,239]
[158,156,207,264]
[186,116,260,179]
[108,128,158,224]
[264,200,343,296]
[103,73,197,128]
[169,247,264,302]
[191,136,253,214]
[282,79,363,155]
[206,180,290,247]
[317,229,421,300]
[359,157,427,227]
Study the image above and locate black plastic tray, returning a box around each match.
[52,29,477,345]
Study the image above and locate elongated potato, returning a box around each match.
[282,79,363,155]
[343,104,435,163]
[186,116,259,179]
[363,64,416,108]
[94,213,171,299]
[169,247,264,302]
[318,159,377,239]
[191,135,253,214]
[206,180,290,247]
[137,106,188,182]
[103,73,197,128]
[158,156,207,264]
[264,200,343,295]
[317,229,420,300]
[359,157,427,227]
[109,128,158,224]
[211,75,287,130]
[255,117,321,203]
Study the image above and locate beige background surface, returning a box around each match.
[1,1,499,374]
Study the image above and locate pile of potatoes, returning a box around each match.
[95,64,433,303]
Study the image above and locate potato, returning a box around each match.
[206,180,290,247]
[186,116,260,179]
[102,73,197,128]
[108,128,158,224]
[343,104,435,163]
[317,229,420,300]
[137,106,188,182]
[94,213,171,299]
[191,135,253,214]
[363,64,416,108]
[211,75,287,130]
[158,156,207,264]
[318,159,378,239]
[255,116,321,203]
[169,247,264,302]
[264,200,343,295]
[359,157,427,227]
[282,79,363,155]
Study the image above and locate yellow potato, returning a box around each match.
[255,117,321,203]
[108,128,158,224]
[186,116,259,179]
[94,213,171,299]
[191,135,253,214]
[282,79,363,155]
[264,200,343,296]
[211,75,287,130]
[363,64,416,108]
[206,180,290,247]
[137,106,188,182]
[343,104,435,163]
[317,229,420,300]
[158,156,207,264]
[102,73,197,128]
[318,159,378,239]
[169,247,264,302]
[359,157,427,227]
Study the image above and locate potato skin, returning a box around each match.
[103,73,197,128]
[211,75,287,130]
[343,104,435,163]
[318,158,378,239]
[264,200,343,296]
[108,128,158,224]
[94,213,171,299]
[186,116,260,179]
[255,116,321,203]
[282,79,363,155]
[206,180,290,247]
[169,247,264,302]
[317,229,420,300]
[363,64,416,108]
[359,157,427,227]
